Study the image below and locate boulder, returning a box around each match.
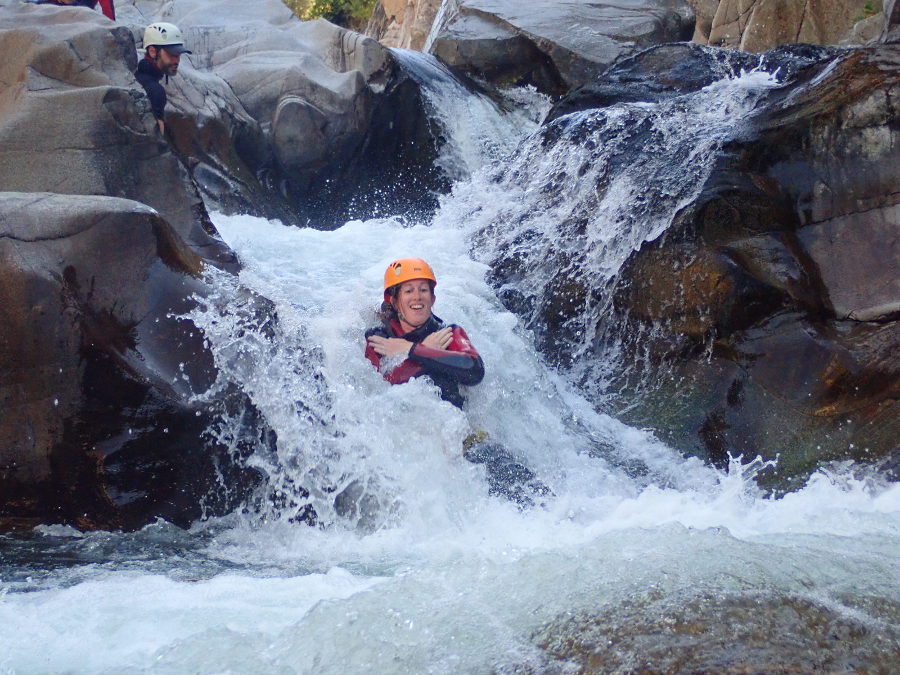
[120,0,447,226]
[428,0,695,94]
[0,192,263,531]
[0,1,235,268]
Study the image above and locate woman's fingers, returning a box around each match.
[368,336,412,356]
[421,326,452,349]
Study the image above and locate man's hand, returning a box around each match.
[420,326,452,350]
[367,335,413,357]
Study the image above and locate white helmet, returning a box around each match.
[142,22,192,55]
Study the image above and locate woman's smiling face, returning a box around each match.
[392,279,435,330]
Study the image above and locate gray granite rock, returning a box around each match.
[429,0,695,92]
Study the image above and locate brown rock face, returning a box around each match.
[367,0,443,50]
[685,0,720,43]
[707,0,888,51]
[0,193,261,531]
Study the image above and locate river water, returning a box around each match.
[1,53,898,673]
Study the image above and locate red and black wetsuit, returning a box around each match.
[364,314,484,408]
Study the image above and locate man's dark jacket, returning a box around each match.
[134,57,165,122]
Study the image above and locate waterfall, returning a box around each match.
[389,48,550,179]
[433,68,785,397]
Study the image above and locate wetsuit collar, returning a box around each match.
[389,314,443,339]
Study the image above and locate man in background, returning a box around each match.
[134,22,192,135]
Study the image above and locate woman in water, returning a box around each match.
[363,257,549,508]
[365,257,484,408]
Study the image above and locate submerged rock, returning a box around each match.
[537,590,900,672]
[0,193,264,531]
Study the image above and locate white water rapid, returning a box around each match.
[1,55,898,674]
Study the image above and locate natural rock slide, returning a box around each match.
[1,0,896,529]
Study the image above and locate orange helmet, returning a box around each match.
[383,258,436,294]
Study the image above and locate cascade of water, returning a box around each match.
[422,0,454,53]
[186,61,802,532]
[390,48,549,180]
[179,52,560,530]
[433,69,785,397]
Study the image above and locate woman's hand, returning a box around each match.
[367,335,413,357]
[420,326,452,350]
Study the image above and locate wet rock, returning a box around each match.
[621,314,900,481]
[428,0,695,94]
[0,192,263,531]
[620,45,900,476]
[486,42,899,482]
[799,205,899,321]
[547,42,838,122]
[0,2,235,269]
[616,240,784,341]
[537,590,900,673]
[733,47,900,319]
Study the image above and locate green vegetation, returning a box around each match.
[283,0,377,30]
[853,0,882,24]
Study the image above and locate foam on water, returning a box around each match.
[1,210,897,673]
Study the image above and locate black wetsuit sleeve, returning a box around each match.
[408,326,484,386]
